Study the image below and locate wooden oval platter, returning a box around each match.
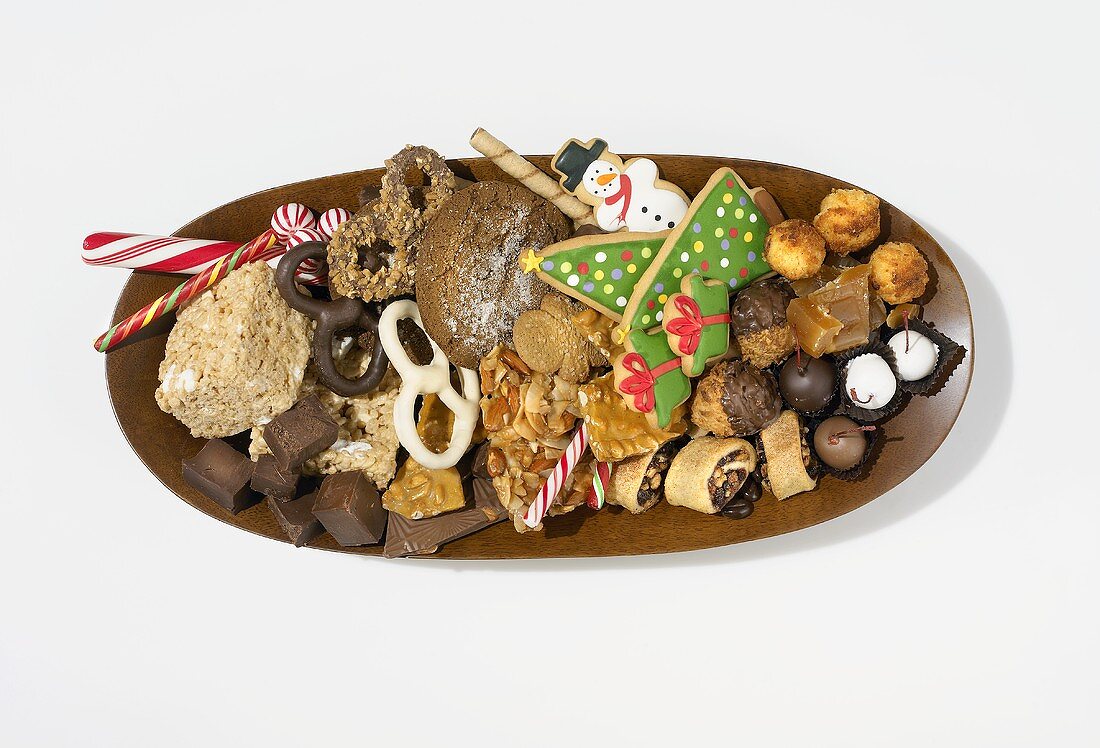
[104,155,973,559]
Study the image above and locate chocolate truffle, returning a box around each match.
[887,330,939,381]
[763,219,826,280]
[691,360,782,437]
[813,188,881,255]
[779,355,836,413]
[730,279,796,368]
[813,415,870,470]
[415,181,571,369]
[843,353,897,410]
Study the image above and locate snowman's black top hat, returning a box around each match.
[553,138,608,192]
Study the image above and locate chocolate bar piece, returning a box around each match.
[312,471,386,546]
[383,477,508,558]
[250,454,301,502]
[263,394,339,470]
[267,494,324,547]
[182,439,261,515]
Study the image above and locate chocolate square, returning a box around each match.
[263,394,338,470]
[312,471,386,546]
[182,440,261,515]
[267,494,324,547]
[250,454,301,502]
[383,477,507,558]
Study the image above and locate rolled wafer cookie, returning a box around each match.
[470,127,595,225]
[604,439,681,514]
[665,437,757,514]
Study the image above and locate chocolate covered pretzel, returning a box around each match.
[275,242,389,397]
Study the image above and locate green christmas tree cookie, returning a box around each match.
[620,169,772,336]
[519,231,669,322]
[663,273,731,377]
[612,327,690,429]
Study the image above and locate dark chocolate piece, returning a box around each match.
[263,394,339,471]
[383,477,507,558]
[471,443,493,480]
[312,471,386,546]
[250,454,301,501]
[778,355,837,413]
[731,279,793,337]
[720,475,763,519]
[182,440,261,515]
[267,494,324,547]
[718,360,783,435]
[275,241,390,397]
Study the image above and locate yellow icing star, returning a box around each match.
[520,249,543,274]
[613,326,629,345]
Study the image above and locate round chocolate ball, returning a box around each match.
[813,415,869,470]
[779,355,836,412]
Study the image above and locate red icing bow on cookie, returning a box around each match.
[665,296,731,356]
[619,352,682,413]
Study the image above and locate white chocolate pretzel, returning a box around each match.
[378,300,480,470]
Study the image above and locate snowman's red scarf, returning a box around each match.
[605,174,632,226]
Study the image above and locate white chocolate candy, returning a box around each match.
[887,331,939,381]
[844,353,897,410]
[377,300,480,470]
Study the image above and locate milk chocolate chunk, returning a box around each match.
[312,471,387,546]
[383,477,508,558]
[182,439,261,515]
[267,494,324,547]
[250,454,301,502]
[262,394,339,470]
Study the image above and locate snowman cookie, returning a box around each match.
[552,138,689,234]
[612,328,691,429]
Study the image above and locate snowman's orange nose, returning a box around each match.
[596,173,616,186]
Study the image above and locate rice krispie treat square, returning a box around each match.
[250,346,401,490]
[156,261,313,438]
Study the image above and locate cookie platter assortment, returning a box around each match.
[88,129,965,557]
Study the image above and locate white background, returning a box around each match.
[2,1,1096,746]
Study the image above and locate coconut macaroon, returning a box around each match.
[763,219,826,280]
[813,188,881,255]
[869,241,930,304]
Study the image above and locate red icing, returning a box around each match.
[739,267,749,278]
[578,262,589,274]
[621,250,633,261]
[729,228,738,238]
[725,179,734,188]
[701,260,710,271]
[619,353,681,413]
[647,300,655,309]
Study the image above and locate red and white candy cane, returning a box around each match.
[523,423,590,528]
[82,233,284,274]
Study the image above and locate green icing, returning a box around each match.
[683,275,730,377]
[627,170,771,331]
[536,238,661,318]
[625,329,690,429]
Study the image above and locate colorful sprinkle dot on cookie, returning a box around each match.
[616,296,627,307]
[583,281,595,292]
[567,274,579,286]
[647,300,655,309]
[717,207,725,217]
[730,227,738,238]
[745,232,753,243]
[723,194,733,204]
[642,314,650,325]
[612,269,623,280]
[641,246,653,258]
[740,196,747,206]
[595,251,607,262]
[693,223,702,233]
[542,260,554,271]
[561,262,572,273]
[726,179,734,188]
[578,262,589,274]
[680,251,690,262]
[721,239,730,250]
[748,252,757,262]
[701,260,710,271]
[740,267,749,277]
[621,250,633,261]
[594,269,605,280]
[721,257,730,268]
[604,283,614,294]
[749,213,758,223]
[655,283,664,293]
[673,268,683,278]
[714,228,723,238]
[735,208,744,219]
[656,310,663,321]
[658,294,668,303]
[693,241,704,253]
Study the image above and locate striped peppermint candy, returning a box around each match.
[271,203,316,241]
[278,227,328,285]
[285,227,327,250]
[82,232,283,273]
[317,207,352,239]
[523,423,589,529]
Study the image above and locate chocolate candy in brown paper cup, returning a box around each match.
[834,340,908,424]
[776,350,840,419]
[808,413,883,481]
[884,318,966,396]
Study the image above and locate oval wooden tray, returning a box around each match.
[104,155,973,559]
